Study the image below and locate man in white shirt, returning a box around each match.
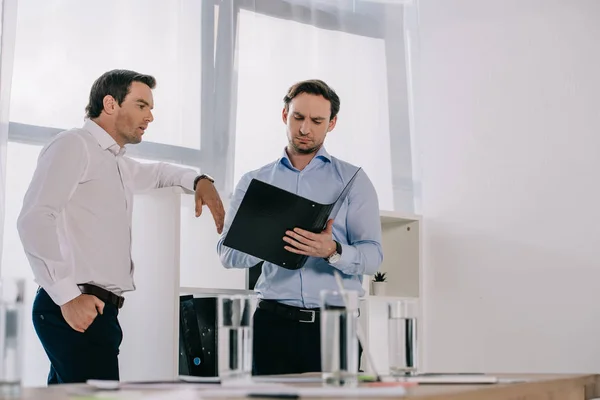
[17,69,224,384]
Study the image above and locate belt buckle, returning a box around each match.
[299,309,316,323]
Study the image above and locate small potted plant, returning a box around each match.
[372,271,387,296]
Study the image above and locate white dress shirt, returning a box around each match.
[17,119,198,306]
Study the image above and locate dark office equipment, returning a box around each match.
[179,296,218,377]
[223,168,361,270]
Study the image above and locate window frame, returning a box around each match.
[7,0,414,206]
[209,0,396,196]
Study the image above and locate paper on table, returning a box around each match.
[253,376,324,383]
[178,374,320,385]
[177,375,221,383]
[86,379,217,391]
[198,384,407,398]
[87,378,289,392]
[391,374,498,384]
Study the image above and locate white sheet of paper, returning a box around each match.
[178,375,220,383]
[198,384,407,398]
[253,376,324,383]
[395,374,498,384]
[86,379,217,391]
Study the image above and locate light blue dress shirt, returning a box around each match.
[216,146,383,308]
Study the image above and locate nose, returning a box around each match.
[146,111,154,123]
[300,119,311,135]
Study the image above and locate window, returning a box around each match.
[234,9,394,210]
[0,142,50,386]
[1,142,40,279]
[4,1,212,386]
[10,0,203,149]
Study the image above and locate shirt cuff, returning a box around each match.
[181,171,198,193]
[330,243,362,275]
[44,276,82,306]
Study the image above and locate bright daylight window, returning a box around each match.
[1,143,40,280]
[9,0,203,149]
[234,9,394,210]
[5,0,206,385]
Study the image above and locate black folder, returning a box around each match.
[223,168,361,270]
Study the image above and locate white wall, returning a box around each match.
[417,0,600,373]
[179,196,246,290]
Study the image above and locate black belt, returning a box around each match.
[257,300,319,323]
[78,284,125,309]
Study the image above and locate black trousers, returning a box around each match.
[252,306,363,375]
[32,288,123,384]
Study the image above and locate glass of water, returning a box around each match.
[388,298,419,376]
[0,278,25,397]
[217,294,257,383]
[320,289,359,387]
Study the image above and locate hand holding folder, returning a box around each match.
[282,219,337,259]
[222,168,361,270]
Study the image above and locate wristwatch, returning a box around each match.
[193,174,215,190]
[326,241,342,264]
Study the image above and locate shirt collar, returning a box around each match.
[83,119,125,156]
[279,145,332,169]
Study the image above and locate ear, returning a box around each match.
[327,115,337,132]
[102,95,117,116]
[282,107,289,125]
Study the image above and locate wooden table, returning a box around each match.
[10,374,600,400]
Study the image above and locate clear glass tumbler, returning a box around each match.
[320,289,359,387]
[217,294,257,383]
[0,278,25,397]
[388,298,419,376]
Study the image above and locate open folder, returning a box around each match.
[223,168,362,270]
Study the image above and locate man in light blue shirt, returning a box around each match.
[217,79,383,375]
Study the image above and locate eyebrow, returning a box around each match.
[136,99,152,109]
[293,112,326,121]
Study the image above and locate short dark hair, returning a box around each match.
[283,79,340,120]
[85,69,156,119]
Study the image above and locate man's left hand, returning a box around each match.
[195,179,225,234]
[283,219,337,258]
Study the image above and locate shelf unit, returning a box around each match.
[358,210,423,375]
[367,210,422,298]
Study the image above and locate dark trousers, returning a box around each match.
[252,305,363,375]
[32,288,123,384]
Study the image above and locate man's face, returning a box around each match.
[114,81,154,145]
[282,93,337,155]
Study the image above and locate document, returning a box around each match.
[198,384,407,398]
[395,373,499,384]
[223,168,361,270]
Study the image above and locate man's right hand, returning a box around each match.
[60,294,105,333]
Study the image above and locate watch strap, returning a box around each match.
[325,240,342,261]
[193,174,214,191]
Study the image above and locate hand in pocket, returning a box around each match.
[60,294,105,333]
